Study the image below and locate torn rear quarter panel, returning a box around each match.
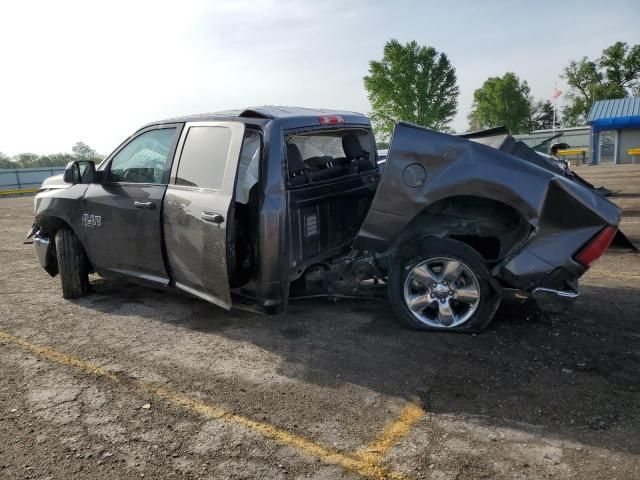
[355,122,621,291]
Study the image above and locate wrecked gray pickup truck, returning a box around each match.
[27,106,622,332]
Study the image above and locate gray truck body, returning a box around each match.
[28,106,622,319]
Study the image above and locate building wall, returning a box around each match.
[550,129,590,148]
[618,128,640,164]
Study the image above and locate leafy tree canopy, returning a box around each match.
[530,100,560,131]
[468,72,531,134]
[364,39,459,140]
[71,141,101,161]
[0,152,13,169]
[562,41,640,125]
[13,153,41,168]
[0,143,102,169]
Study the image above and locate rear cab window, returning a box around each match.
[285,128,376,187]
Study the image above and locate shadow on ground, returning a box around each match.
[81,277,640,456]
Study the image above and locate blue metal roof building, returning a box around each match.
[587,97,640,164]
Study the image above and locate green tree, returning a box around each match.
[0,152,14,169]
[468,73,531,134]
[4,144,101,169]
[13,153,41,168]
[530,100,560,131]
[364,39,459,140]
[38,153,75,167]
[600,42,640,94]
[562,41,640,125]
[72,141,101,161]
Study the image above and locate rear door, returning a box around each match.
[163,121,245,309]
[81,125,181,284]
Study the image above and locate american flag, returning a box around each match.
[551,88,562,100]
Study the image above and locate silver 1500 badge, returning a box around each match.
[82,213,102,228]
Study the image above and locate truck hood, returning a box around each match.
[355,122,622,256]
[38,173,69,191]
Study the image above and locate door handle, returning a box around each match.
[201,212,224,224]
[134,201,155,209]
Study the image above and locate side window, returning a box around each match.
[109,128,176,184]
[235,130,261,204]
[175,126,232,189]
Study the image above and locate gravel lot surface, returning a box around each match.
[1,164,639,479]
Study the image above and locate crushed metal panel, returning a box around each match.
[355,122,551,252]
[355,121,622,291]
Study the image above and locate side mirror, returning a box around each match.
[63,160,97,184]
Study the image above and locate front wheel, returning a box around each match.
[55,227,90,299]
[388,238,501,333]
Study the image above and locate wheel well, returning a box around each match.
[38,216,68,237]
[392,196,531,262]
[447,235,502,260]
[37,217,93,272]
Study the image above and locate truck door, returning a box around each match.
[81,125,181,285]
[163,121,246,309]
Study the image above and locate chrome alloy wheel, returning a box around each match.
[403,257,481,328]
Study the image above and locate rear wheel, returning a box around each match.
[388,238,500,332]
[55,227,90,299]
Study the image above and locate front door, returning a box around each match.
[81,125,181,285]
[598,130,618,164]
[163,121,246,309]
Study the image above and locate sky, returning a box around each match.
[1,0,639,156]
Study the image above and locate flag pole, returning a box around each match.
[552,82,557,134]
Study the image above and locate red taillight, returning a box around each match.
[318,115,344,125]
[575,226,617,267]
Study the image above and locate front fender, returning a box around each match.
[34,184,88,236]
[31,184,89,277]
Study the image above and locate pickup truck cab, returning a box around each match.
[28,106,622,333]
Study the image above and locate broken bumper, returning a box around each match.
[25,225,54,274]
[33,233,51,270]
[531,287,579,314]
[24,224,36,244]
[30,229,57,277]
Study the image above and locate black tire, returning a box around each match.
[388,238,501,333]
[55,227,90,299]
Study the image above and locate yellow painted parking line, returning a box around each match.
[355,402,425,465]
[141,382,409,479]
[0,331,118,381]
[0,330,411,480]
[0,187,39,196]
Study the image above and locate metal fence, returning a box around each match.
[0,167,64,195]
